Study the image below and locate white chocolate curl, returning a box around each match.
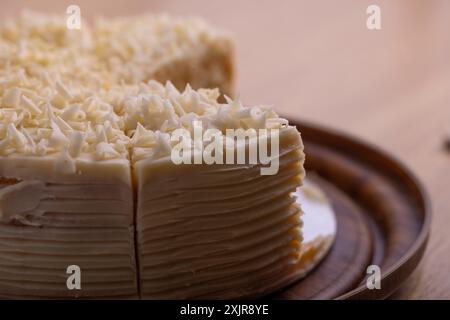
[0,12,288,167]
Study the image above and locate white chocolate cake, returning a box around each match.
[0,12,329,299]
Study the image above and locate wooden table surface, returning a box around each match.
[1,0,449,299]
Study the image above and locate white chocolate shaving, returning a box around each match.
[68,131,84,158]
[0,12,285,167]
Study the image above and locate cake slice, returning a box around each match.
[0,53,138,297]
[125,82,306,299]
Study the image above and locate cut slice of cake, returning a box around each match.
[0,85,138,298]
[124,82,306,299]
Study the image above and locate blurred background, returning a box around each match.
[1,0,449,299]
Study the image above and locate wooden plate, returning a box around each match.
[273,120,431,300]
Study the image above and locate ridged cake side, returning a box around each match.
[126,82,306,299]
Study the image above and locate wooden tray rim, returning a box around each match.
[290,118,432,299]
